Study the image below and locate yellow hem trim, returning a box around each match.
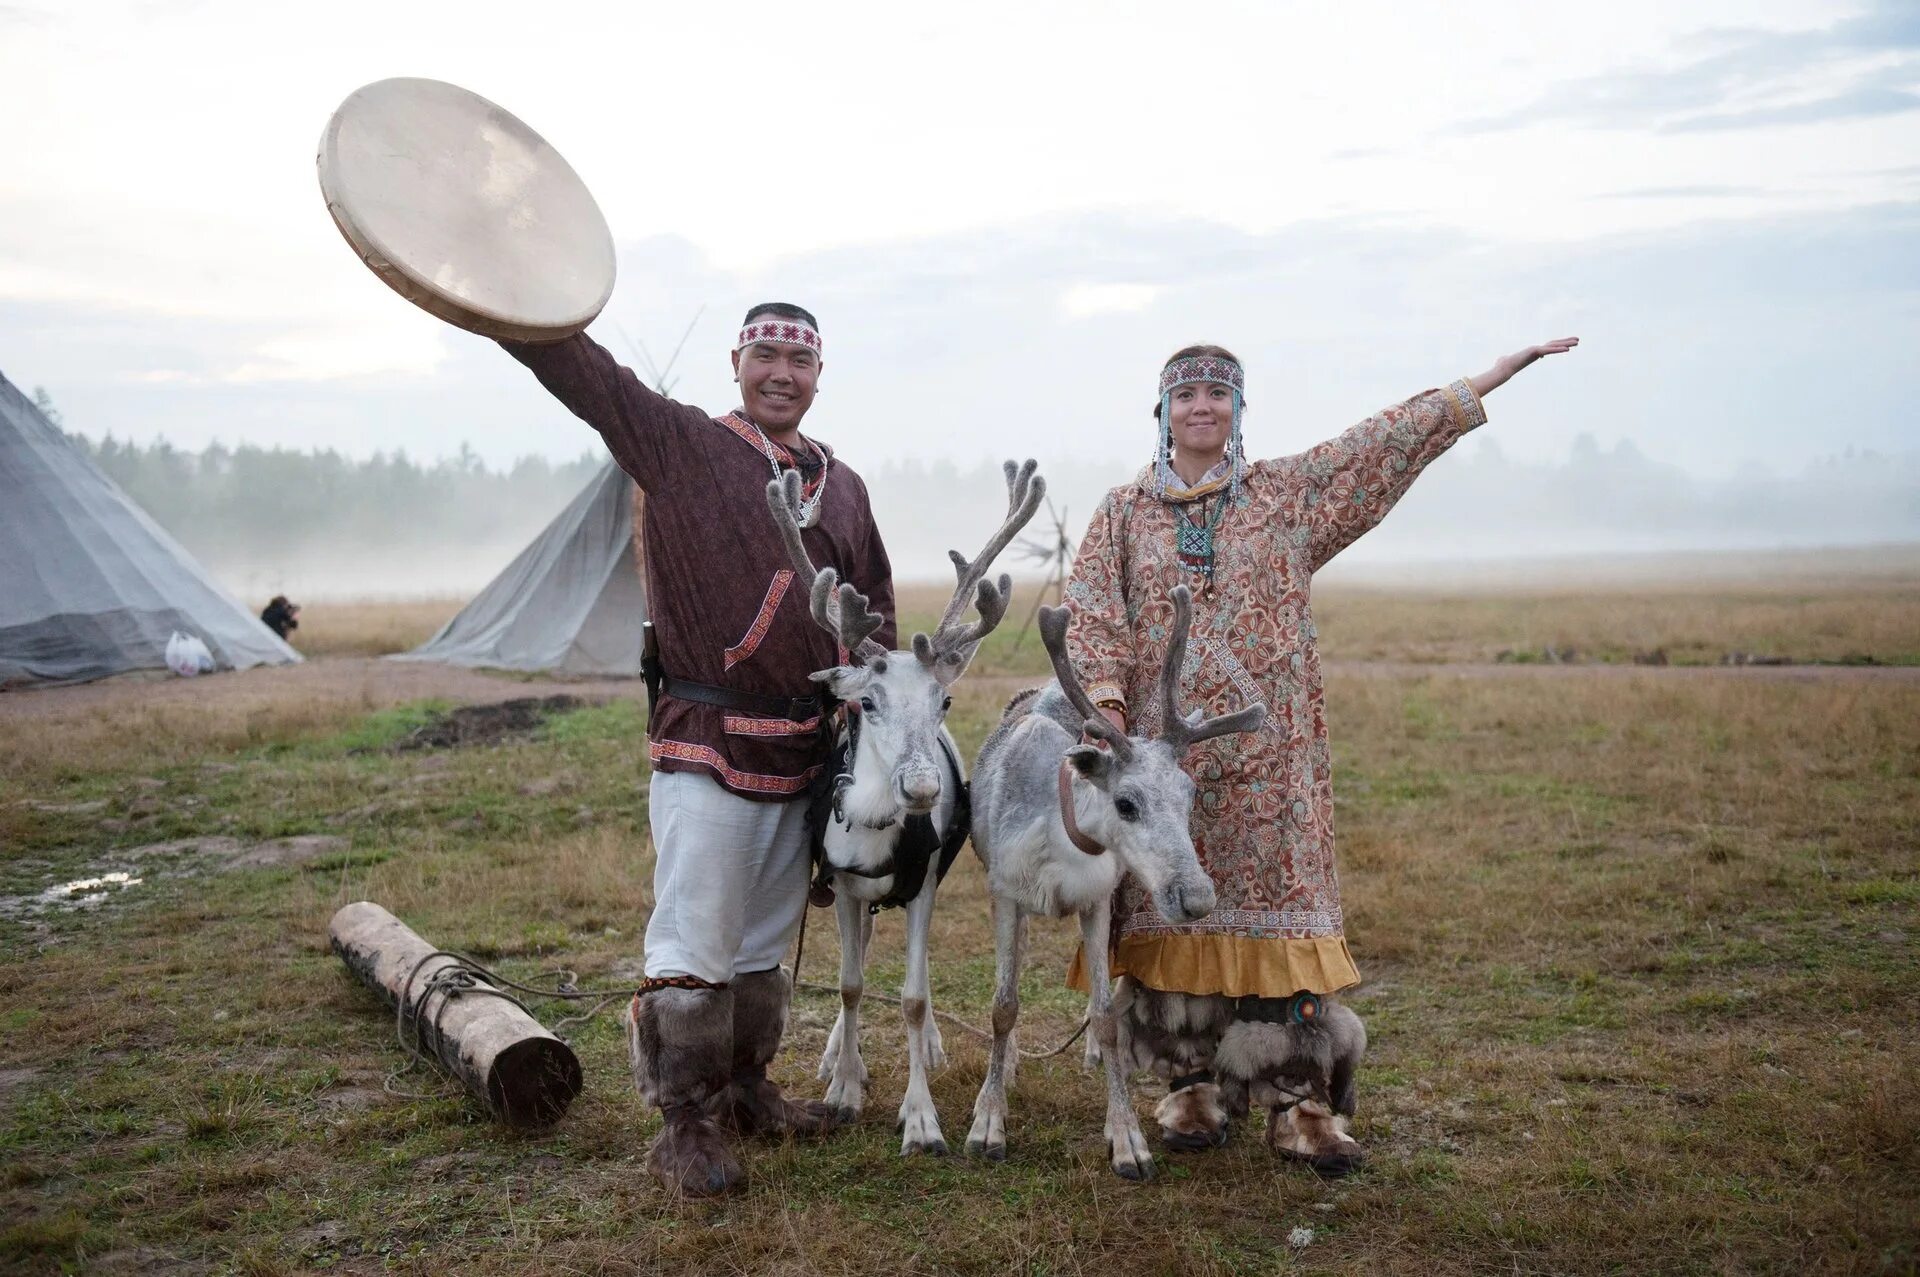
[1067,934,1361,998]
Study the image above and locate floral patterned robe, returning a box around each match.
[1065,378,1486,997]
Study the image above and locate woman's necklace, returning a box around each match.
[1174,493,1231,590]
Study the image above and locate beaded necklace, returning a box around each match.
[722,412,829,526]
[1175,491,1233,588]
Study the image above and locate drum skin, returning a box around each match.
[318,78,616,343]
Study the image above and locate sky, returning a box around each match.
[1,0,1917,489]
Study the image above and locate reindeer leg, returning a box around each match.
[819,884,869,1121]
[896,895,945,1154]
[896,883,947,1155]
[966,896,1024,1161]
[1083,903,1153,1181]
[1082,985,1103,1071]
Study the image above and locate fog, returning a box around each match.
[84,431,1917,603]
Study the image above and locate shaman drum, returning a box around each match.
[317,78,616,343]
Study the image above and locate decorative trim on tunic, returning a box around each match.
[722,713,822,737]
[1442,378,1487,432]
[723,570,795,670]
[648,739,821,796]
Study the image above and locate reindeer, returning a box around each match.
[963,585,1265,1180]
[764,460,1043,1157]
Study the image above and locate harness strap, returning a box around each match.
[1057,760,1106,856]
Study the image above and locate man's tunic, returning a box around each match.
[1066,380,1485,997]
[503,334,895,800]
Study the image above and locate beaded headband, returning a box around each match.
[735,316,823,356]
[1158,354,1244,396]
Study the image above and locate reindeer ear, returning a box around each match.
[1065,744,1114,784]
[808,666,868,698]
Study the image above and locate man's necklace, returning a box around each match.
[737,415,828,527]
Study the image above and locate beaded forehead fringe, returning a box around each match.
[735,317,823,355]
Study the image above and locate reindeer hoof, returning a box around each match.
[831,1106,859,1125]
[965,1137,1006,1162]
[903,1137,949,1157]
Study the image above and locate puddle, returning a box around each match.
[0,834,350,923]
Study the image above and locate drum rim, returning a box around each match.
[316,76,616,344]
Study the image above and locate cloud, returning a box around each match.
[1461,0,1920,135]
[1058,283,1161,319]
[1593,185,1769,200]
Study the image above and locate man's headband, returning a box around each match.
[1158,355,1244,396]
[736,316,823,356]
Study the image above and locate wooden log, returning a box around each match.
[328,900,584,1127]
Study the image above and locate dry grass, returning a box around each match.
[2,591,1917,1274]
[286,598,466,659]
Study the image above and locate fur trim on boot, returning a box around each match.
[1155,1080,1230,1151]
[628,986,743,1196]
[708,967,837,1138]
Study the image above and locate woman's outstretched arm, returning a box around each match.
[1468,338,1580,399]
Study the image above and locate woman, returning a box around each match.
[1065,337,1577,1173]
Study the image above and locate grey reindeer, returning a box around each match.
[764,460,1043,1157]
[964,584,1265,1180]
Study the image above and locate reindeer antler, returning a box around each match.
[1155,584,1267,751]
[912,460,1045,686]
[1038,605,1133,761]
[765,471,887,662]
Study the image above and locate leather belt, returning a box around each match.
[660,675,823,722]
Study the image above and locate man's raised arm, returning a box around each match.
[500,332,710,493]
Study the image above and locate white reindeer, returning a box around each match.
[765,460,1043,1156]
[963,586,1265,1180]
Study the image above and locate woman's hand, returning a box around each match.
[1468,337,1579,399]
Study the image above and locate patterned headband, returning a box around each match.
[1158,355,1244,396]
[736,316,823,356]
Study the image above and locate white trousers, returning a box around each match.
[644,768,812,983]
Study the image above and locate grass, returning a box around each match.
[1,587,1917,1274]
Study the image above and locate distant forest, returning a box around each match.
[39,375,1920,598]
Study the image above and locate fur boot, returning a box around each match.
[707,967,837,1138]
[1116,980,1237,1151]
[627,985,743,1196]
[1214,997,1368,1177]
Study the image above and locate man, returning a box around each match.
[501,304,895,1196]
[260,595,300,641]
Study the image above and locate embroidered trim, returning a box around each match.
[1122,906,1341,936]
[648,739,821,795]
[715,412,828,524]
[1086,683,1126,708]
[1444,377,1487,432]
[736,317,822,354]
[723,713,822,737]
[635,974,727,997]
[723,570,795,671]
[1159,355,1245,396]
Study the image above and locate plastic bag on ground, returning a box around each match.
[165,631,216,677]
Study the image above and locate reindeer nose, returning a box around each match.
[1179,880,1217,922]
[896,767,942,810]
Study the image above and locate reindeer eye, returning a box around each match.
[1114,797,1140,821]
[859,697,877,714]
[941,696,953,713]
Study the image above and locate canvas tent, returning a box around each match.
[392,461,645,676]
[0,369,301,688]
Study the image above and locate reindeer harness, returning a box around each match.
[804,707,972,914]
